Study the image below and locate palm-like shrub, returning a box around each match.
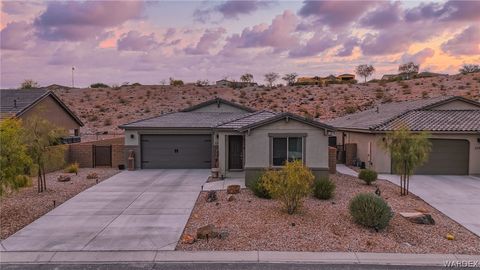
[349,193,393,230]
[261,160,314,214]
[65,163,79,174]
[358,169,378,185]
[313,177,335,200]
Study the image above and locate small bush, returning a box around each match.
[261,160,314,214]
[313,177,335,200]
[15,175,32,188]
[358,169,378,185]
[90,83,109,88]
[248,177,271,199]
[65,163,79,174]
[349,193,393,230]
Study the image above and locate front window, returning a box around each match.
[272,137,303,166]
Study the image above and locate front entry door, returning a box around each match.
[228,135,244,170]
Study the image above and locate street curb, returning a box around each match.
[1,251,478,266]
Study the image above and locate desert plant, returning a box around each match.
[65,163,79,174]
[349,193,393,230]
[355,64,375,83]
[459,64,480,74]
[261,160,314,214]
[240,73,254,83]
[313,177,335,200]
[20,79,40,89]
[282,73,298,86]
[14,175,32,188]
[381,127,431,196]
[358,169,378,185]
[398,62,419,80]
[247,177,271,199]
[90,83,109,88]
[264,72,279,88]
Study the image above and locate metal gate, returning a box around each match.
[93,145,112,167]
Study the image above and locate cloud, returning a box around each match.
[335,36,359,57]
[441,25,480,56]
[117,31,159,51]
[298,1,378,28]
[222,10,299,53]
[194,0,272,22]
[0,21,33,50]
[400,48,435,65]
[289,32,338,58]
[359,1,401,29]
[405,1,480,23]
[1,1,43,15]
[185,28,226,55]
[34,1,145,41]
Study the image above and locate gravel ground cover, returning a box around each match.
[177,173,480,254]
[0,168,119,239]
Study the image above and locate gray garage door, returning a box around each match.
[141,134,212,169]
[414,139,469,175]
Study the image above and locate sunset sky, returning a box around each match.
[1,0,479,88]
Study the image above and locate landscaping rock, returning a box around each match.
[400,212,435,225]
[196,224,218,239]
[227,185,240,194]
[227,195,235,202]
[86,172,98,179]
[415,207,429,213]
[57,175,71,182]
[206,190,217,202]
[181,234,195,244]
[218,229,229,239]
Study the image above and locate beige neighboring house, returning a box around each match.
[328,96,480,175]
[120,98,335,184]
[0,89,84,143]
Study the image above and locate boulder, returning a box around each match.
[57,175,71,182]
[87,172,98,179]
[181,234,195,244]
[218,229,229,239]
[226,195,235,202]
[206,190,217,202]
[196,224,218,239]
[400,212,435,225]
[227,185,240,194]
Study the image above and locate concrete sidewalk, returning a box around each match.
[0,250,478,266]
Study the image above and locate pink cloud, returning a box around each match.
[0,21,33,50]
[185,28,226,55]
[34,1,145,41]
[194,0,273,22]
[441,25,480,56]
[400,48,435,65]
[117,31,159,51]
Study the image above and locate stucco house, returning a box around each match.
[120,98,335,184]
[328,96,480,175]
[0,89,84,143]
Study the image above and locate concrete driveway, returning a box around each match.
[1,169,210,251]
[378,173,480,237]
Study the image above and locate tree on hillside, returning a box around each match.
[169,77,184,86]
[240,73,254,83]
[398,62,419,80]
[20,79,39,89]
[381,127,431,196]
[264,72,279,87]
[355,65,375,83]
[282,73,298,86]
[459,64,480,74]
[0,118,32,195]
[23,117,67,193]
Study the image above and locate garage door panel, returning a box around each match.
[414,139,469,175]
[141,135,212,169]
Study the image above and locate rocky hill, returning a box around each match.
[51,73,480,140]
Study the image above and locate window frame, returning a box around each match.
[269,133,306,167]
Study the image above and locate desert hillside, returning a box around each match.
[51,73,480,140]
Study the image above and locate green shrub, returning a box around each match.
[358,169,377,185]
[90,83,110,88]
[313,177,335,200]
[15,175,32,188]
[65,163,79,174]
[248,177,271,199]
[261,160,314,214]
[349,193,393,230]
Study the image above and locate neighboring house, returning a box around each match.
[381,74,397,80]
[337,74,356,82]
[120,98,335,184]
[296,74,356,85]
[0,89,84,143]
[328,96,480,175]
[416,71,448,78]
[215,80,257,88]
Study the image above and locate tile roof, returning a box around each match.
[326,96,455,130]
[1,89,49,117]
[216,110,277,129]
[374,110,480,132]
[120,112,251,129]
